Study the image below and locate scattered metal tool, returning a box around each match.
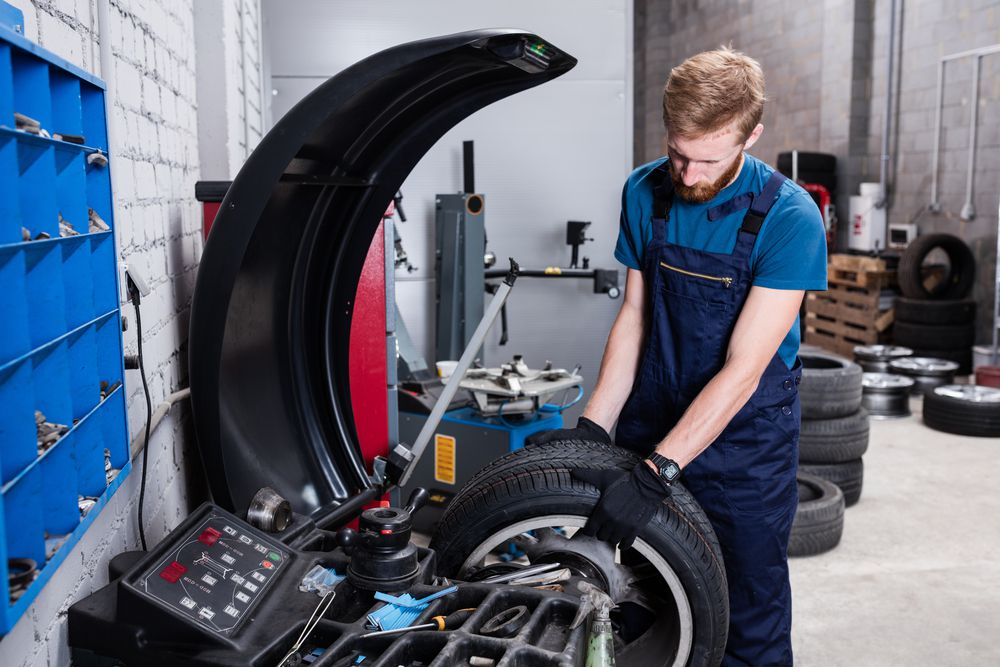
[14,112,40,134]
[89,208,110,232]
[36,410,68,454]
[359,607,476,638]
[247,487,293,532]
[480,605,528,638]
[59,212,79,237]
[100,380,121,399]
[87,151,108,167]
[479,561,563,585]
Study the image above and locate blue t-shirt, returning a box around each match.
[615,153,828,368]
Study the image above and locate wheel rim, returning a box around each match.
[458,514,694,667]
[935,384,1000,402]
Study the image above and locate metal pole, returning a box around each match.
[959,55,981,221]
[993,188,999,365]
[929,59,945,212]
[397,259,520,487]
[876,0,897,209]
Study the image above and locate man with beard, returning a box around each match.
[530,47,827,665]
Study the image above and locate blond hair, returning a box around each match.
[662,46,766,141]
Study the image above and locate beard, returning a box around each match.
[670,153,744,204]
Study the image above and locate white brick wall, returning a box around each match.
[0,1,263,664]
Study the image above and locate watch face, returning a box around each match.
[664,462,680,480]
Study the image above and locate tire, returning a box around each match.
[909,347,972,375]
[923,385,1000,437]
[777,151,837,173]
[894,297,976,325]
[799,459,864,507]
[799,351,864,418]
[893,320,976,349]
[430,440,729,667]
[799,409,870,463]
[789,472,845,557]
[898,233,976,300]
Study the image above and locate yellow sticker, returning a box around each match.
[434,434,456,485]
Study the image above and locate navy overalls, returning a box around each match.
[616,164,802,666]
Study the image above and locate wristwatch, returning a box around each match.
[647,453,682,487]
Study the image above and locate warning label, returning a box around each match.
[434,434,456,485]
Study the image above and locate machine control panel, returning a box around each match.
[138,511,289,635]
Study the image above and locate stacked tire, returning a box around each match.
[894,234,977,374]
[790,351,865,556]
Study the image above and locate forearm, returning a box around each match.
[652,357,760,467]
[582,302,645,432]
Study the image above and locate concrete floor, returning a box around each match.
[790,396,1000,666]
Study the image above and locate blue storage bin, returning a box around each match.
[94,314,122,389]
[0,42,12,123]
[61,236,94,329]
[0,249,29,363]
[17,138,57,238]
[24,242,66,347]
[0,360,35,485]
[67,323,98,420]
[79,84,106,151]
[11,48,50,128]
[40,432,78,537]
[72,408,106,498]
[101,386,127,472]
[0,134,18,243]
[85,156,111,223]
[90,232,116,314]
[1,14,128,632]
[49,69,81,138]
[54,145,87,232]
[2,465,45,566]
[31,340,72,427]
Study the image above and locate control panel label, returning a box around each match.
[434,434,456,485]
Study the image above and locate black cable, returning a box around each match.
[131,293,153,551]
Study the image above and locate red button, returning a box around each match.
[261,560,274,569]
[159,561,187,583]
[198,527,221,546]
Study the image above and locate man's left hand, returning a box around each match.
[571,463,672,550]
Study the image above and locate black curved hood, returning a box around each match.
[188,30,577,520]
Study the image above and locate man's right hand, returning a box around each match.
[526,416,612,447]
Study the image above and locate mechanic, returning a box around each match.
[530,47,827,665]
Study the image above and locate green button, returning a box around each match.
[267,551,281,563]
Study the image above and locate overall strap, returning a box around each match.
[650,163,674,244]
[740,171,787,235]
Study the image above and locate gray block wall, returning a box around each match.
[635,0,1000,345]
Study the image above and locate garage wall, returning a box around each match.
[0,1,261,664]
[636,0,1000,345]
[262,0,633,422]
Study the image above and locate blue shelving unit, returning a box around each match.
[0,8,130,634]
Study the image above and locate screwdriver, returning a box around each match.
[361,608,476,638]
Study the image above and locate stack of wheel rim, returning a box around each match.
[855,345,916,418]
[894,233,977,374]
[789,350,864,557]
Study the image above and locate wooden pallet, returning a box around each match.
[805,261,896,357]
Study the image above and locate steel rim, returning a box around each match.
[889,357,959,376]
[935,384,1000,403]
[459,514,694,667]
[854,345,913,361]
[862,372,915,390]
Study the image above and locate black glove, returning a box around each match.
[526,416,612,447]
[571,463,672,550]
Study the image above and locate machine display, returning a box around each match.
[138,511,289,636]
